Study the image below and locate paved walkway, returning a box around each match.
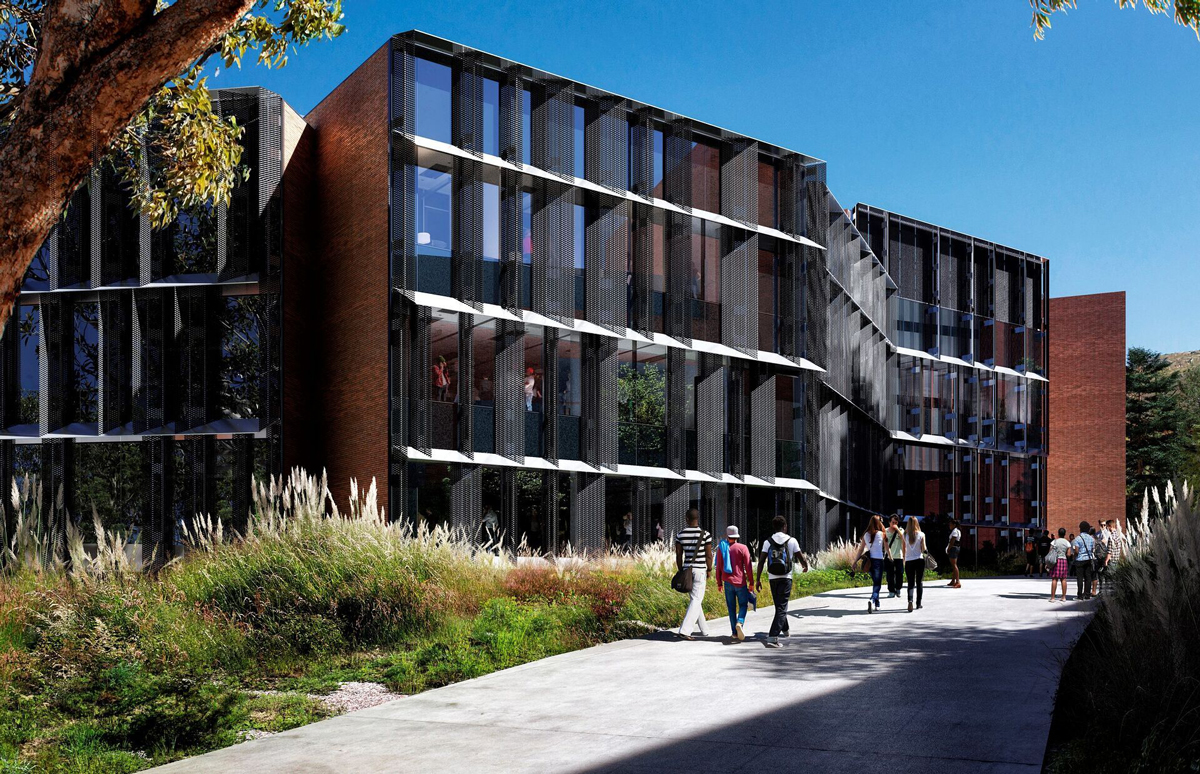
[154,577,1091,773]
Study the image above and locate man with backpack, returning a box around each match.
[1036,530,1053,578]
[755,515,810,648]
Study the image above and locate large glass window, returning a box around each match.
[73,302,99,430]
[758,160,777,229]
[617,343,667,467]
[15,305,39,430]
[651,129,664,197]
[74,442,145,536]
[573,104,585,179]
[521,89,532,165]
[168,202,219,277]
[415,163,452,295]
[218,293,264,425]
[574,203,586,317]
[414,57,452,143]
[409,461,452,530]
[430,310,459,450]
[520,190,533,309]
[524,326,545,457]
[482,77,500,156]
[471,317,496,453]
[690,140,720,213]
[481,180,500,304]
[556,333,582,460]
[758,247,778,352]
[776,375,802,478]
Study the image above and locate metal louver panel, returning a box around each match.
[665,210,691,344]
[663,480,689,545]
[630,203,654,335]
[663,120,692,210]
[720,233,758,354]
[803,245,829,368]
[495,319,525,462]
[573,472,605,552]
[453,157,484,309]
[532,79,574,179]
[585,198,628,332]
[143,436,173,572]
[390,37,416,134]
[803,373,822,490]
[779,242,802,361]
[451,464,483,538]
[666,347,687,474]
[389,458,409,526]
[633,478,650,547]
[805,175,829,249]
[751,375,776,483]
[544,472,560,552]
[586,96,628,192]
[701,481,724,538]
[133,290,166,433]
[591,334,618,469]
[501,468,518,549]
[455,53,484,156]
[543,328,559,462]
[499,169,522,310]
[458,313,474,458]
[390,295,408,450]
[499,69,523,166]
[531,181,574,323]
[39,298,68,434]
[98,292,133,434]
[628,110,654,199]
[175,287,212,432]
[411,307,432,454]
[391,142,417,292]
[720,139,758,226]
[696,360,725,476]
[0,319,15,430]
[727,365,745,480]
[728,485,747,540]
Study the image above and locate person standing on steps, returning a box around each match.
[1071,522,1096,601]
[1048,527,1072,602]
[756,515,810,648]
[675,508,713,641]
[857,514,887,613]
[903,515,927,612]
[946,518,963,588]
[885,515,905,598]
[715,525,754,642]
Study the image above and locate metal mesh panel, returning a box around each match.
[501,468,518,549]
[633,478,651,548]
[803,245,829,368]
[174,288,212,432]
[666,347,687,474]
[751,375,776,483]
[216,92,257,282]
[666,210,691,344]
[0,441,11,535]
[663,481,688,545]
[390,297,408,450]
[230,435,254,534]
[727,484,747,539]
[629,110,654,199]
[98,293,133,434]
[803,373,821,488]
[701,482,724,537]
[585,198,628,332]
[389,458,409,526]
[0,319,15,429]
[532,79,574,179]
[573,472,605,552]
[495,319,525,461]
[995,250,1012,323]
[39,439,73,538]
[590,335,618,469]
[779,242,802,360]
[391,142,417,292]
[586,97,628,192]
[727,365,745,479]
[143,436,173,571]
[39,298,68,434]
[499,169,522,310]
[663,120,692,210]
[720,233,758,354]
[720,139,758,226]
[454,157,484,309]
[451,464,483,537]
[390,38,416,135]
[778,154,808,237]
[543,472,560,551]
[133,290,166,432]
[411,307,432,454]
[455,53,485,156]
[458,313,474,458]
[696,360,726,476]
[531,180,574,323]
[500,69,523,166]
[630,203,654,335]
[543,328,559,461]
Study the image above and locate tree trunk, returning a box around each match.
[0,0,254,333]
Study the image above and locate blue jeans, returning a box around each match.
[870,558,884,605]
[724,584,750,633]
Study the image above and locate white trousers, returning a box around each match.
[678,567,710,636]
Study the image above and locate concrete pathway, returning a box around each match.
[153,577,1092,774]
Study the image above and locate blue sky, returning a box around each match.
[212,0,1200,354]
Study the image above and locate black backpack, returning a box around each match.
[767,536,791,575]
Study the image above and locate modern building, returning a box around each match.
[6,31,1123,561]
[0,87,310,563]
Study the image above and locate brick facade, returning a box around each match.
[304,44,390,515]
[1047,292,1126,535]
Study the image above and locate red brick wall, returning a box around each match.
[304,43,390,515]
[1047,292,1126,536]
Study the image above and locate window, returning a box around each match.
[690,140,720,213]
[409,462,452,530]
[758,160,777,228]
[73,302,99,430]
[429,310,459,450]
[24,243,51,292]
[524,326,545,456]
[617,343,667,466]
[521,190,533,309]
[556,333,582,460]
[573,104,585,179]
[521,88,532,164]
[482,181,500,304]
[472,318,496,407]
[169,202,219,277]
[758,247,777,352]
[574,203,586,316]
[415,164,452,295]
[414,57,452,143]
[218,294,264,424]
[74,442,145,535]
[15,305,39,429]
[482,77,500,156]
[651,129,664,197]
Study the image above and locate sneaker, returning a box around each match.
[735,622,745,642]
[765,639,782,649]
[868,602,874,613]
[779,631,790,638]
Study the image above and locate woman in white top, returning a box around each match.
[858,514,887,613]
[903,516,928,613]
[946,518,963,589]
[1047,527,1072,602]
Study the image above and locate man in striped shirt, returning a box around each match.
[675,508,713,640]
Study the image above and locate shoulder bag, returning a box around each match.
[670,531,704,594]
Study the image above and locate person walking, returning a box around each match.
[1048,528,1072,602]
[1071,522,1096,601]
[755,515,810,648]
[885,515,905,598]
[1024,533,1038,578]
[946,517,963,588]
[675,508,713,640]
[1036,530,1053,579]
[903,516,927,612]
[858,514,887,613]
[715,525,755,642]
[1092,525,1111,596]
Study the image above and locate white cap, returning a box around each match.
[726,525,740,538]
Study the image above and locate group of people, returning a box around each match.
[1041,520,1124,602]
[854,513,943,615]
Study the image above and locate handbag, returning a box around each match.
[923,551,938,572]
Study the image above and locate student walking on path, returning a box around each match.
[1071,522,1096,601]
[755,515,809,648]
[858,514,887,612]
[946,518,963,588]
[715,525,755,642]
[885,515,905,598]
[675,508,713,640]
[1102,519,1124,594]
[903,516,927,612]
[1048,528,1072,602]
[1036,530,1053,579]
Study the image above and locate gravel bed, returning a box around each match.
[247,681,403,714]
